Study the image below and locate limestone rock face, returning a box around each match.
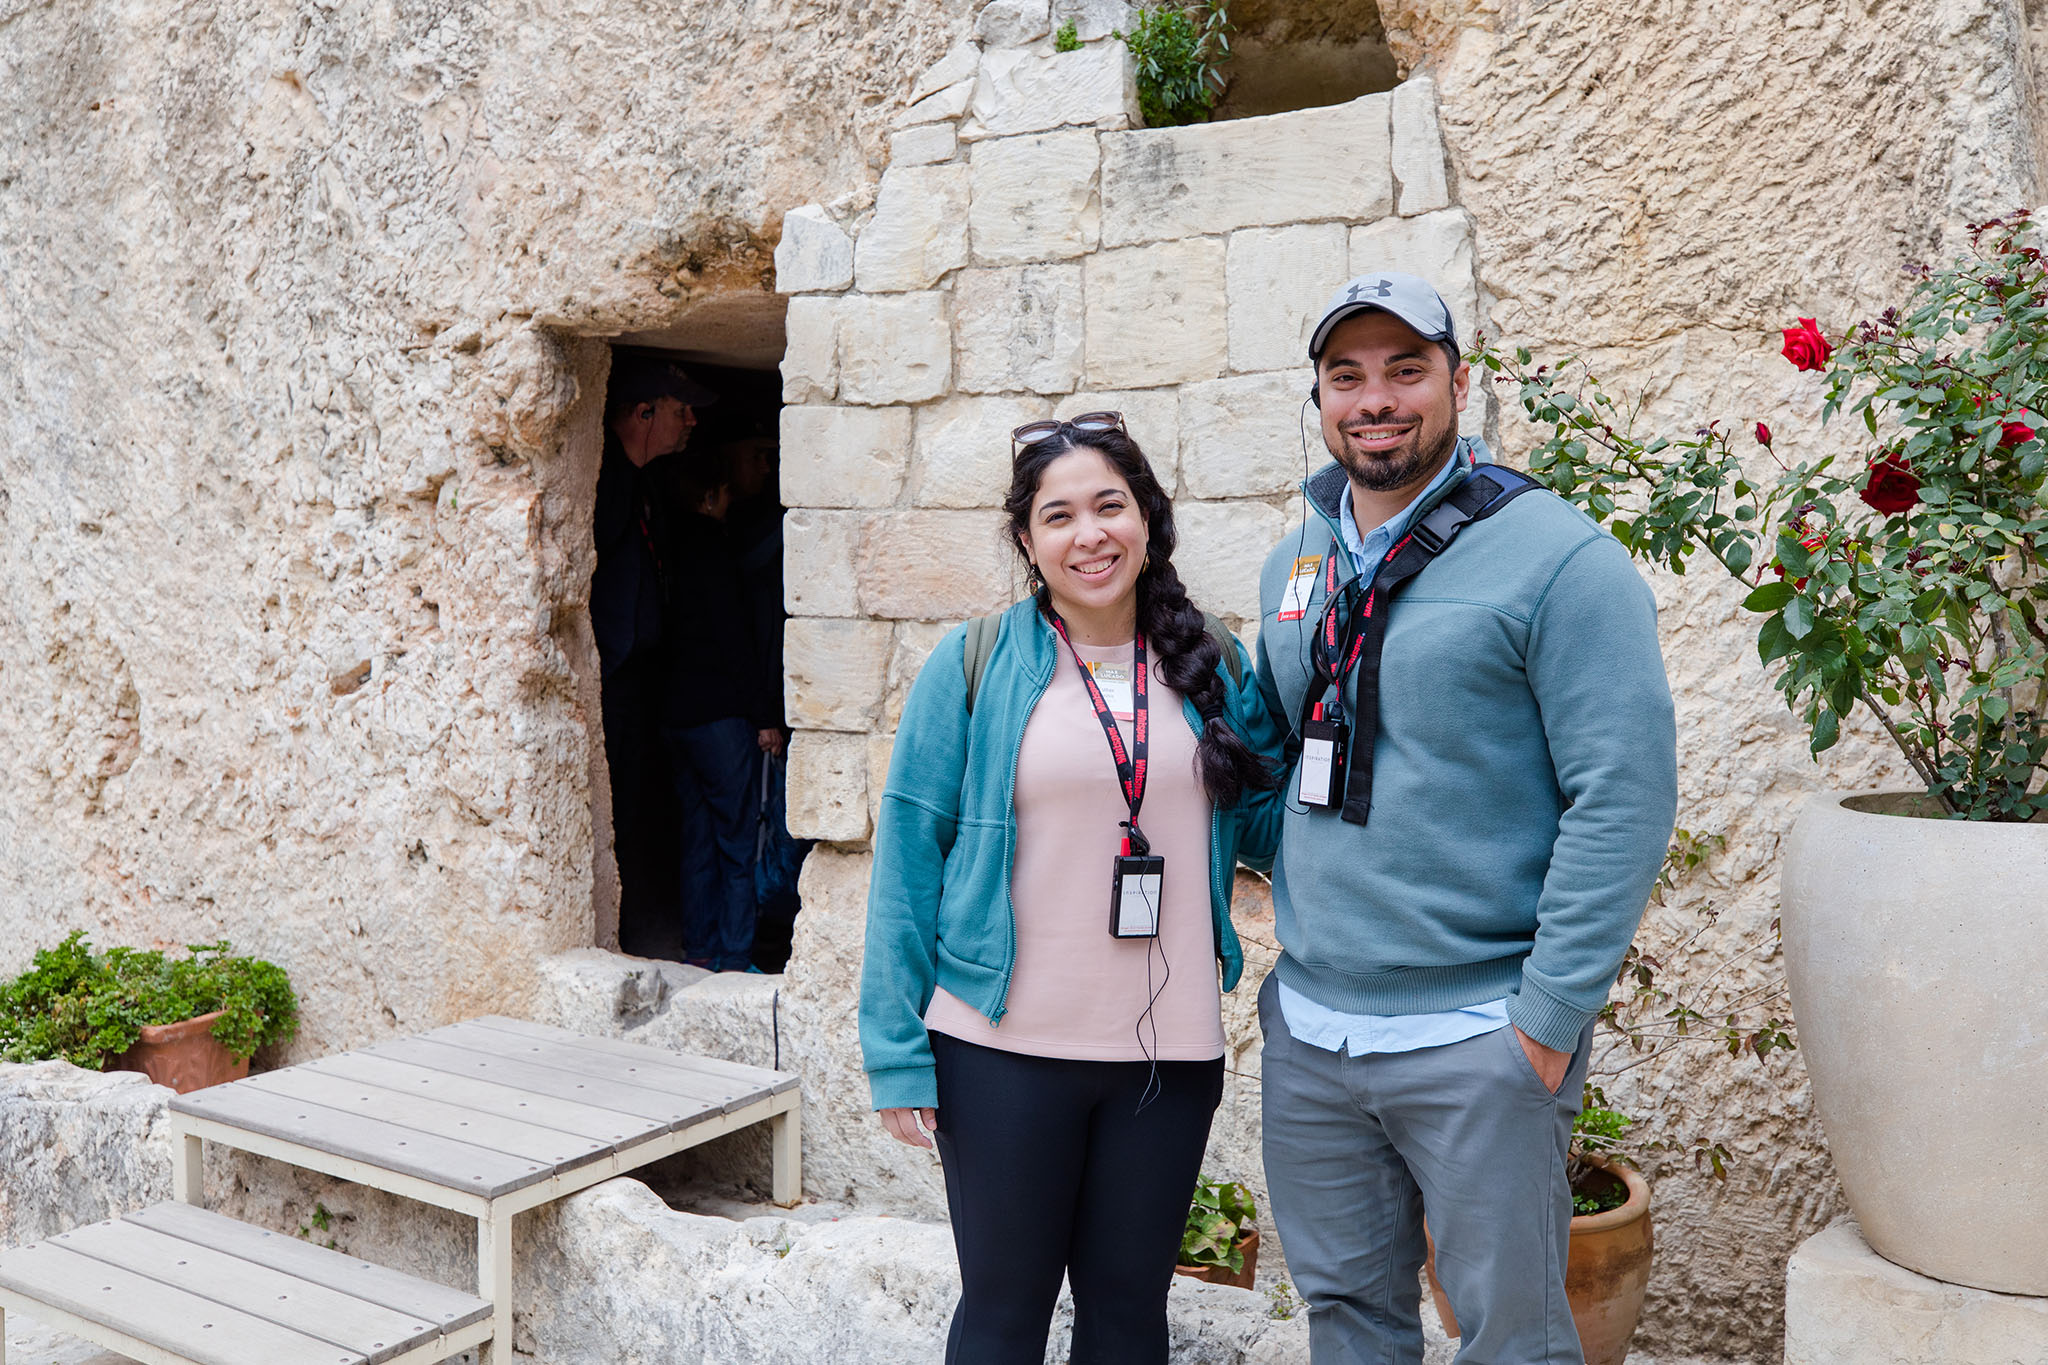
[0,1063,172,1248]
[0,0,979,1059]
[953,263,1088,395]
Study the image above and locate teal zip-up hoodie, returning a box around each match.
[1254,445,1678,1053]
[861,598,1285,1111]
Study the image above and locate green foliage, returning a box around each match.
[1180,1173,1257,1273]
[1265,1280,1302,1321]
[1475,211,2048,819]
[1114,2,1231,127]
[1568,1087,1634,1215]
[1053,18,1081,51]
[0,931,299,1067]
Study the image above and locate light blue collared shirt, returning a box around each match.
[1279,445,1514,1057]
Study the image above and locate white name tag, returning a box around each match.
[1277,555,1322,621]
[1086,660,1135,715]
[1297,734,1335,807]
[1116,868,1163,936]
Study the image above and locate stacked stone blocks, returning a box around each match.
[774,32,1475,843]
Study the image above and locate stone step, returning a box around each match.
[0,1205,492,1365]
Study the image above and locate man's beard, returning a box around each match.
[1329,417,1459,492]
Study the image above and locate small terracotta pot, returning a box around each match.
[1175,1225,1260,1290]
[107,1010,250,1094]
[1425,1157,1653,1365]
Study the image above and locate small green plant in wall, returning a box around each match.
[1053,18,1081,51]
[1114,1,1232,127]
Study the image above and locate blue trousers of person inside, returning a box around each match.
[664,716,761,971]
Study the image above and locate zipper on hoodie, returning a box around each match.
[989,622,1055,1025]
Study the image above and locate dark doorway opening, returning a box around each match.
[1211,0,1400,120]
[593,342,804,974]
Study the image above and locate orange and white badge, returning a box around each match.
[1276,555,1322,621]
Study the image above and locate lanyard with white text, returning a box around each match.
[1047,611,1151,856]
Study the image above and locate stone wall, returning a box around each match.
[0,0,974,1054]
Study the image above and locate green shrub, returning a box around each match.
[1114,2,1231,127]
[1054,18,1081,51]
[0,931,298,1066]
[1180,1172,1257,1272]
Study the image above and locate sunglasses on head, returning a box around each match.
[1010,411,1126,454]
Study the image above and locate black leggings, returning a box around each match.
[930,1030,1226,1365]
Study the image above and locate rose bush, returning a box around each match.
[1477,211,2048,820]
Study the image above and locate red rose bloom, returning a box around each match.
[1781,318,1832,371]
[1860,452,1921,515]
[2000,419,2037,447]
[1756,422,1773,447]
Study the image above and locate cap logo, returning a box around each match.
[1347,278,1396,302]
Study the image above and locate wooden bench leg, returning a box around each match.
[770,1103,801,1208]
[172,1133,203,1206]
[477,1207,513,1365]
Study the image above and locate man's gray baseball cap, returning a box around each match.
[1308,271,1457,360]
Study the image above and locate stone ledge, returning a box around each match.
[1785,1218,2048,1365]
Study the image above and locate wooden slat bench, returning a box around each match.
[0,1202,492,1365]
[165,1015,800,1365]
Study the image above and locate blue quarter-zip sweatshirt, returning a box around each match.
[861,599,1285,1111]
[1254,445,1678,1054]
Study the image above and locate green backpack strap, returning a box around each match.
[966,609,1240,713]
[962,612,1004,714]
[1201,611,1245,688]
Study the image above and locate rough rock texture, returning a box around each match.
[1366,1,2046,1356]
[0,1063,173,1247]
[1784,1219,2048,1365]
[0,0,979,1059]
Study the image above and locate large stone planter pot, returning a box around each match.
[105,1010,250,1094]
[1781,790,2048,1295]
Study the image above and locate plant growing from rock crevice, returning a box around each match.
[1476,211,2048,820]
[1114,1,1232,127]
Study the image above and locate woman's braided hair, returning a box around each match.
[1003,425,1277,809]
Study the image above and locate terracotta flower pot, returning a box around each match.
[106,1010,250,1094]
[1175,1225,1260,1290]
[1426,1157,1653,1365]
[1781,790,2048,1294]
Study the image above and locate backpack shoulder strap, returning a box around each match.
[961,612,1004,714]
[1200,611,1244,688]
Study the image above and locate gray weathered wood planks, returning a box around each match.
[0,1239,360,1365]
[123,1205,489,1331]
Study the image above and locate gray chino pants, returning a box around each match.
[1257,972,1593,1365]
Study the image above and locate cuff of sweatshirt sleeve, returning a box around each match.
[868,1065,938,1112]
[1507,977,1595,1054]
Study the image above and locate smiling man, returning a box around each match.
[1251,273,1678,1364]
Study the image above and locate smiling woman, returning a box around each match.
[857,414,1283,1365]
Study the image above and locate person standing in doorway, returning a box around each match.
[661,446,782,971]
[593,354,716,961]
[1250,272,1677,1364]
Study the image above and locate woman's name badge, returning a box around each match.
[1085,660,1136,715]
[1277,555,1322,622]
[1109,854,1165,938]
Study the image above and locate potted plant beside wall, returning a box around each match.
[1175,1174,1260,1290]
[0,931,299,1093]
[1476,209,2048,1295]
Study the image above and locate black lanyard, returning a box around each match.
[1299,465,1543,825]
[1047,611,1151,855]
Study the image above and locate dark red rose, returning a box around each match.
[1781,318,1832,371]
[1860,452,1921,516]
[1756,422,1773,447]
[2000,419,2037,447]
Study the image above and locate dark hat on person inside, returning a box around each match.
[606,353,719,417]
[1308,271,1458,360]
